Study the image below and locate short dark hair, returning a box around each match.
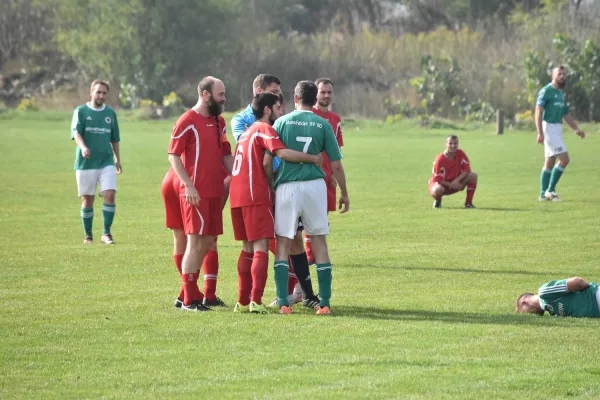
[315,77,333,87]
[294,80,318,107]
[252,92,280,120]
[91,79,109,92]
[446,135,459,141]
[198,76,216,95]
[253,74,281,92]
[278,92,285,104]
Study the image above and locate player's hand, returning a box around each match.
[184,185,200,206]
[313,153,324,169]
[328,175,337,188]
[536,133,544,144]
[576,129,585,139]
[115,161,122,174]
[81,147,91,158]
[338,195,349,214]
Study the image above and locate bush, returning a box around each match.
[16,98,39,112]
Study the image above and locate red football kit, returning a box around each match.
[229,121,285,242]
[161,168,184,230]
[312,107,344,211]
[429,149,471,195]
[167,110,231,236]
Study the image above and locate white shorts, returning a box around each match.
[275,179,328,239]
[543,122,567,158]
[75,165,117,197]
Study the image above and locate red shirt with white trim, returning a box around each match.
[430,149,471,184]
[168,110,229,197]
[311,107,343,179]
[229,122,286,208]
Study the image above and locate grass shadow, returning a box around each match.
[334,306,588,327]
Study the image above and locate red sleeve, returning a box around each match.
[263,125,286,154]
[219,116,232,156]
[431,154,444,183]
[459,150,471,173]
[168,117,191,156]
[334,115,344,147]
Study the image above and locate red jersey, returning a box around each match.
[167,110,230,198]
[229,122,286,208]
[430,149,471,184]
[312,107,344,179]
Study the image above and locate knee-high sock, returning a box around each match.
[287,258,298,295]
[182,273,202,306]
[274,260,290,307]
[540,168,552,197]
[102,203,116,235]
[548,165,565,193]
[304,234,315,263]
[81,208,93,238]
[465,182,477,205]
[290,252,315,298]
[316,263,333,307]
[174,254,184,300]
[250,251,269,304]
[237,250,253,305]
[202,250,219,301]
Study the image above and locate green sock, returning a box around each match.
[102,203,116,235]
[540,168,551,197]
[274,260,289,306]
[81,208,94,238]
[548,165,565,193]
[316,263,333,307]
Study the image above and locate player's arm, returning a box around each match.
[263,153,275,191]
[110,111,122,173]
[111,142,122,174]
[168,154,199,205]
[71,109,90,158]
[330,160,349,213]
[231,113,248,143]
[535,89,546,144]
[273,149,323,167]
[563,114,585,139]
[566,277,590,292]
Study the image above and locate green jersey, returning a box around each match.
[273,110,342,188]
[538,280,600,318]
[536,83,568,124]
[71,103,120,170]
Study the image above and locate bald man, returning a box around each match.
[535,66,585,202]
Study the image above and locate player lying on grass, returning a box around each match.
[230,92,323,314]
[429,135,478,209]
[516,277,600,318]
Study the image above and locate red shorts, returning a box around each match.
[161,171,184,230]
[429,181,461,197]
[180,196,223,236]
[231,204,275,242]
[327,185,336,212]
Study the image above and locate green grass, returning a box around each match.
[1,112,599,399]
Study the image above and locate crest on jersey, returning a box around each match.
[545,304,554,313]
[105,116,112,124]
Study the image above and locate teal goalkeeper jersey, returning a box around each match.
[71,103,120,170]
[272,110,342,188]
[538,280,600,318]
[536,83,568,124]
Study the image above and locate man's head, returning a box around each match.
[198,76,226,116]
[253,74,281,96]
[90,80,109,108]
[445,135,459,155]
[294,80,318,110]
[552,66,567,89]
[515,293,545,315]
[252,92,282,125]
[315,78,334,109]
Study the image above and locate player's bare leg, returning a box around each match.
[463,172,477,208]
[181,234,214,311]
[430,184,444,209]
[172,228,187,308]
[274,235,294,314]
[309,235,332,314]
[545,152,569,201]
[100,189,116,244]
[81,194,95,243]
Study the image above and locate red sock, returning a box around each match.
[288,257,298,295]
[202,250,219,301]
[237,250,254,305]
[174,254,184,300]
[304,234,314,263]
[268,239,277,255]
[182,273,202,306]
[250,251,269,304]
[466,183,477,204]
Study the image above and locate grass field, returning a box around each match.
[1,111,599,399]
